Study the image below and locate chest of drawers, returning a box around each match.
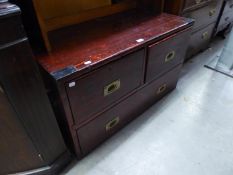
[36,11,193,157]
[165,0,223,59]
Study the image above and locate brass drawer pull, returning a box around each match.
[202,31,209,40]
[157,84,167,94]
[165,51,175,63]
[209,9,216,17]
[196,0,201,4]
[106,117,120,131]
[104,80,121,96]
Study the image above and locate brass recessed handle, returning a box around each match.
[202,32,209,40]
[157,84,167,94]
[106,117,120,131]
[165,51,175,63]
[209,9,216,16]
[104,80,121,96]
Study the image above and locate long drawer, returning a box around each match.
[66,49,144,126]
[146,29,191,83]
[183,0,222,31]
[186,23,215,59]
[77,65,182,155]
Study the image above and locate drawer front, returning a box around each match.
[183,1,222,31]
[77,65,182,155]
[223,0,233,14]
[0,15,25,46]
[67,49,144,125]
[183,0,210,11]
[186,23,215,59]
[146,29,191,83]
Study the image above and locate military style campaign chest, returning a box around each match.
[32,0,194,158]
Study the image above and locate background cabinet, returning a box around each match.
[165,0,224,59]
[0,2,71,174]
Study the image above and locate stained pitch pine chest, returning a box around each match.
[35,4,194,157]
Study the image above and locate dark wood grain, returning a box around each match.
[36,12,193,78]
[0,39,67,164]
[0,90,44,174]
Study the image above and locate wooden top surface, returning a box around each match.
[36,11,193,79]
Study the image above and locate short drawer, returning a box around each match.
[77,65,182,155]
[66,49,144,125]
[146,29,191,83]
[0,5,25,45]
[183,1,222,31]
[186,23,215,59]
[183,0,211,11]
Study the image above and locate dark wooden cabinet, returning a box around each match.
[0,90,45,174]
[165,0,224,59]
[34,2,194,157]
[0,2,72,174]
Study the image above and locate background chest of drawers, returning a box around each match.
[215,0,233,36]
[165,0,224,59]
[33,1,194,157]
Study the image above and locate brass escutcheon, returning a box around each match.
[209,9,216,16]
[104,80,121,96]
[106,117,120,131]
[157,84,167,94]
[202,31,209,40]
[165,51,176,63]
